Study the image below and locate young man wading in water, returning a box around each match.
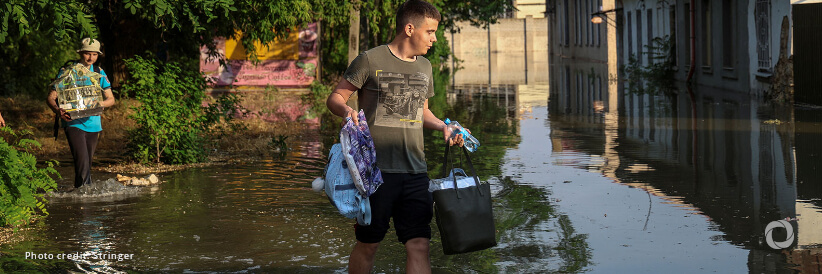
[326,1,465,273]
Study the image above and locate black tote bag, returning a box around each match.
[433,145,496,255]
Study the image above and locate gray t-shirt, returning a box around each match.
[343,45,435,174]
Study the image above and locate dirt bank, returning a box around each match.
[0,94,317,176]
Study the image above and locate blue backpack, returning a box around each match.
[322,143,371,225]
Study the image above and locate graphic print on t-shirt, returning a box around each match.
[374,70,429,128]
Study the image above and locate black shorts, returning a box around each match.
[355,172,433,244]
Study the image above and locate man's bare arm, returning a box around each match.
[327,79,359,124]
[422,99,462,146]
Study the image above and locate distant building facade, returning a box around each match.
[546,0,619,116]
[548,0,797,96]
[449,18,549,86]
[513,0,548,18]
[619,0,793,95]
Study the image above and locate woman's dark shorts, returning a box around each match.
[355,172,433,244]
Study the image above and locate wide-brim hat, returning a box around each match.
[77,38,104,56]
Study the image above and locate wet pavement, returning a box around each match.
[3,76,822,272]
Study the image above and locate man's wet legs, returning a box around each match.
[349,241,379,274]
[405,237,431,274]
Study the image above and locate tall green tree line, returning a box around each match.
[2,0,513,96]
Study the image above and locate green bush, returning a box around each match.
[302,80,333,118]
[122,55,242,164]
[0,128,58,228]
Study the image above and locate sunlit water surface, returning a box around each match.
[3,82,822,273]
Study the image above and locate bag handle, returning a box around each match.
[442,145,485,199]
[356,194,371,225]
[450,168,468,178]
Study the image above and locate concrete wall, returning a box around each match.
[450,17,549,86]
[515,0,547,18]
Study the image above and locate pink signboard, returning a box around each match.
[200,23,319,87]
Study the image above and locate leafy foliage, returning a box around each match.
[353,0,515,49]
[433,0,516,31]
[0,127,58,228]
[302,80,333,118]
[622,35,676,95]
[2,0,312,58]
[1,0,97,44]
[122,55,241,164]
[204,91,248,133]
[316,0,512,80]
[0,32,77,97]
[2,0,512,95]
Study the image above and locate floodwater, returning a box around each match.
[3,76,822,273]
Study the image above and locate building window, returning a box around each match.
[597,0,602,47]
[563,0,570,46]
[755,0,771,71]
[586,0,591,46]
[576,1,581,45]
[683,3,690,69]
[647,9,654,63]
[636,10,643,64]
[670,6,677,67]
[627,11,633,62]
[701,0,712,70]
[722,0,735,70]
[588,0,593,46]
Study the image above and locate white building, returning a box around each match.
[619,0,793,96]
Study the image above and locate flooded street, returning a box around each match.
[4,75,822,272]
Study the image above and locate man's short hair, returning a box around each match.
[395,0,442,34]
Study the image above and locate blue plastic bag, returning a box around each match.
[322,143,371,225]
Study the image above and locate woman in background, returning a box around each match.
[46,38,115,188]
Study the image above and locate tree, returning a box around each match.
[320,0,514,79]
[2,0,315,88]
[1,0,514,92]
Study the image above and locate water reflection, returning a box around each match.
[425,84,591,273]
[548,57,822,272]
[6,69,822,272]
[3,89,584,272]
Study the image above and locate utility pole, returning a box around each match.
[347,2,360,110]
[348,4,360,65]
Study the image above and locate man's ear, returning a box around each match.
[404,23,415,37]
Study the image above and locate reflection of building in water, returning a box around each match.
[545,0,822,271]
[548,64,822,271]
[546,0,621,179]
[788,107,822,272]
[448,84,546,129]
